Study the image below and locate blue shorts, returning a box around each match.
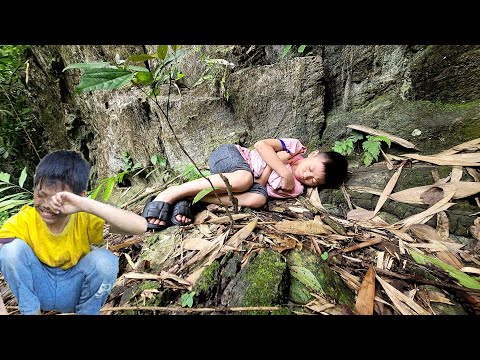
[208,144,268,198]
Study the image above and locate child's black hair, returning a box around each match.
[320,151,348,188]
[34,150,90,195]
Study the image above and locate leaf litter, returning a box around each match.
[1,137,480,315]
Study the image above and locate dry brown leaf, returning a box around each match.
[274,220,331,235]
[225,218,258,248]
[426,290,453,305]
[431,169,441,183]
[375,275,430,315]
[435,251,464,270]
[348,185,383,196]
[346,124,418,149]
[288,206,310,213]
[193,209,214,225]
[347,208,376,221]
[460,267,480,275]
[373,163,404,217]
[271,236,297,253]
[436,211,450,239]
[470,217,480,241]
[399,201,455,229]
[408,224,464,253]
[420,187,444,206]
[207,213,251,224]
[401,153,480,166]
[467,168,480,182]
[183,237,215,251]
[390,182,480,204]
[451,166,464,182]
[308,187,325,211]
[380,148,394,170]
[355,266,376,315]
[439,138,480,155]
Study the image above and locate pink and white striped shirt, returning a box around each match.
[235,138,307,198]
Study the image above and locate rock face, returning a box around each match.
[26,45,480,180]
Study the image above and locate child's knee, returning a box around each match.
[0,239,30,262]
[244,194,268,209]
[84,249,119,278]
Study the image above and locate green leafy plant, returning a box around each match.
[332,131,391,167]
[176,163,210,182]
[0,167,33,225]
[193,58,235,101]
[361,135,391,167]
[0,45,44,175]
[181,291,196,308]
[332,131,364,156]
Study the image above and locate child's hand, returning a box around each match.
[49,191,84,215]
[280,173,295,192]
[276,150,292,164]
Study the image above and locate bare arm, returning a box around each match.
[49,191,147,235]
[254,139,295,191]
[256,150,293,186]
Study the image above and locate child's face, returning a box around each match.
[293,153,326,187]
[34,182,72,225]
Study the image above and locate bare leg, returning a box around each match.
[201,192,267,209]
[148,170,253,226]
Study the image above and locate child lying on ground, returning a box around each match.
[142,138,348,230]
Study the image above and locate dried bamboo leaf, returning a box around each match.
[183,237,215,251]
[435,251,464,270]
[401,153,480,166]
[460,267,480,275]
[348,185,383,196]
[274,220,331,235]
[225,218,258,248]
[439,138,480,155]
[347,208,376,221]
[420,187,444,206]
[426,290,453,305]
[390,182,480,204]
[380,148,394,170]
[376,275,430,315]
[308,186,325,210]
[355,266,376,315]
[373,163,404,217]
[398,192,455,228]
[470,217,480,241]
[451,166,463,182]
[436,211,450,239]
[207,213,251,224]
[346,124,418,149]
[466,168,480,182]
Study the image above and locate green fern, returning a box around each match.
[362,135,391,167]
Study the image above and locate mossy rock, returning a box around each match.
[139,226,182,272]
[220,249,288,314]
[286,249,355,308]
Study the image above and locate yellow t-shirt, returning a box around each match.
[0,205,105,270]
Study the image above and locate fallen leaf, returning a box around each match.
[389,182,480,204]
[225,218,258,248]
[274,220,331,235]
[372,163,404,217]
[347,208,375,221]
[426,290,453,305]
[375,275,430,315]
[460,267,480,275]
[439,138,480,155]
[346,124,418,149]
[436,211,450,239]
[401,153,480,166]
[420,187,444,206]
[450,166,463,182]
[207,213,251,224]
[355,266,376,315]
[470,217,480,241]
[183,237,215,251]
[271,236,297,253]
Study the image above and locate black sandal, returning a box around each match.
[141,196,172,231]
[170,200,194,226]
